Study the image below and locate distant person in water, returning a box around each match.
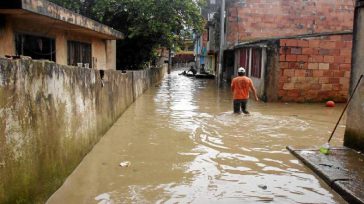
[179,66,196,76]
[200,64,207,74]
[188,66,197,75]
[231,67,259,114]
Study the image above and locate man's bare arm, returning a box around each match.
[250,83,259,101]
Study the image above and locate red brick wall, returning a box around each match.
[226,0,354,47]
[278,34,352,102]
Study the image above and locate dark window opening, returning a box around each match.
[67,41,92,68]
[0,1,22,9]
[251,48,262,78]
[15,33,56,61]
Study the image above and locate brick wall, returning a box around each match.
[278,34,352,102]
[226,0,354,47]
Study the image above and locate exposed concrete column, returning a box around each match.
[55,32,67,65]
[92,39,107,70]
[344,3,364,151]
[0,17,15,57]
[106,40,116,70]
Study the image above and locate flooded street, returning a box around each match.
[48,70,347,204]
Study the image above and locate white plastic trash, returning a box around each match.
[119,161,131,168]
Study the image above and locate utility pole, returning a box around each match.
[218,0,225,87]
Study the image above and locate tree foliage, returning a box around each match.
[49,0,205,69]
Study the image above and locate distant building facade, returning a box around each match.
[194,0,220,74]
[172,37,195,68]
[0,0,123,70]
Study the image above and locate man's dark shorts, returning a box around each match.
[233,99,249,114]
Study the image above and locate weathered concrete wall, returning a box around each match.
[344,5,364,152]
[130,66,166,100]
[0,58,166,203]
[226,0,354,47]
[278,34,352,102]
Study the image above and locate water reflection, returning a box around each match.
[47,70,347,204]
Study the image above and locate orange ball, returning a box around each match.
[326,101,335,107]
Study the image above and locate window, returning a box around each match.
[67,41,92,68]
[251,48,262,78]
[15,33,56,61]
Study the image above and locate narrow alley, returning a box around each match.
[47,70,347,204]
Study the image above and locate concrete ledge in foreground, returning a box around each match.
[287,146,364,204]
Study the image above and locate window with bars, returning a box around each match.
[67,41,92,68]
[251,48,262,78]
[15,33,56,61]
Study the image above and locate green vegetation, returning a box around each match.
[50,0,205,69]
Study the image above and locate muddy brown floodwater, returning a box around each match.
[47,70,348,204]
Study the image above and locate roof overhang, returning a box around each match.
[235,41,268,49]
[0,0,124,40]
[233,31,353,49]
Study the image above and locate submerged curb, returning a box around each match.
[287,146,364,204]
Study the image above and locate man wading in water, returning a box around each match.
[231,67,259,114]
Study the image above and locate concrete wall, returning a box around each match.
[0,15,117,70]
[0,58,166,203]
[278,34,352,102]
[344,4,364,152]
[226,0,354,47]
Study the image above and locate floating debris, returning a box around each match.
[258,184,267,190]
[300,150,315,155]
[119,161,131,168]
[319,163,333,168]
[95,193,112,204]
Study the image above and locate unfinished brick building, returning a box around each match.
[224,0,355,102]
